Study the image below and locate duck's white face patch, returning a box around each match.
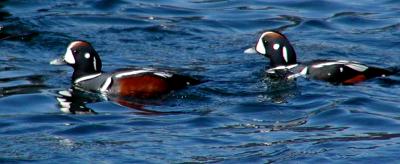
[282,46,288,63]
[273,43,280,50]
[84,53,91,59]
[64,49,75,64]
[64,42,80,64]
[255,32,273,55]
[256,38,266,55]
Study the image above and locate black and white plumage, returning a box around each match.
[245,31,397,84]
[51,41,202,99]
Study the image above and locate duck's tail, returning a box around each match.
[168,74,206,89]
[363,66,399,79]
[386,66,400,75]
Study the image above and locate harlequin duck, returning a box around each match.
[244,31,397,84]
[51,41,202,98]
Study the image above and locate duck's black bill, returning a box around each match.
[244,47,257,54]
[50,57,66,65]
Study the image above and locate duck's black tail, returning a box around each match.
[168,74,206,89]
[364,66,399,79]
[386,66,400,75]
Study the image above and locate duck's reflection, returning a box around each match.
[56,89,99,114]
[55,88,184,115]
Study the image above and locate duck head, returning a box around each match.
[51,41,102,81]
[245,31,297,67]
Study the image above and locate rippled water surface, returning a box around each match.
[1,0,400,163]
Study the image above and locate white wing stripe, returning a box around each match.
[100,77,112,92]
[114,69,154,78]
[114,69,173,78]
[300,66,308,75]
[346,63,368,72]
[154,72,173,78]
[312,61,349,68]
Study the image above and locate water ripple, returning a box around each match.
[1,0,400,163]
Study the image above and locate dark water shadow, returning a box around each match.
[0,1,10,20]
[0,1,39,41]
[258,67,300,104]
[0,69,49,96]
[262,80,299,103]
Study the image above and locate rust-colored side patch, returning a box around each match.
[117,75,170,98]
[343,74,367,84]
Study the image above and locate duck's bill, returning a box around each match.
[244,47,257,54]
[50,57,66,65]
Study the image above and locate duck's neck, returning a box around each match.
[72,70,101,82]
[268,43,297,68]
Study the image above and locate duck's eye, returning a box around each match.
[72,49,78,54]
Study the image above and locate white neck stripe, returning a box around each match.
[93,57,97,71]
[74,73,102,83]
[282,46,288,63]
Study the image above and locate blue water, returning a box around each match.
[1,0,400,163]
